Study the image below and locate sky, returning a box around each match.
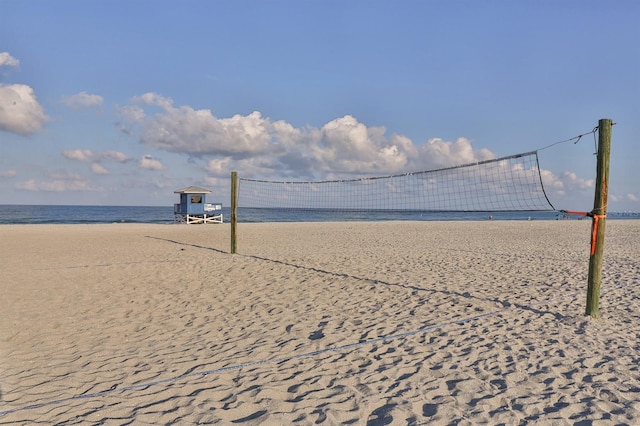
[1,0,639,211]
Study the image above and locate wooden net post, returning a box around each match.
[230,171,238,254]
[585,118,612,318]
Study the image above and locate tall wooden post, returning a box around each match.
[230,171,238,254]
[585,118,612,318]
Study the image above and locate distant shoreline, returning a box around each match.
[0,204,638,225]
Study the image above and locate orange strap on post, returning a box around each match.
[559,209,590,216]
[559,210,606,255]
[590,214,606,255]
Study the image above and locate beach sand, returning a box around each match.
[1,220,639,425]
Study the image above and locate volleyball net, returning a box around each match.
[236,150,554,214]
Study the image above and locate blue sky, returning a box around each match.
[1,0,638,210]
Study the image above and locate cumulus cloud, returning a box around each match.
[0,169,17,178]
[115,104,145,135]
[62,91,104,110]
[312,115,414,174]
[132,92,175,110]
[17,179,96,192]
[420,137,495,168]
[103,150,130,163]
[560,171,594,190]
[16,171,97,192]
[121,93,299,158]
[143,109,278,157]
[62,149,130,163]
[608,193,639,206]
[119,105,145,121]
[0,84,49,136]
[62,149,96,162]
[0,52,20,67]
[91,163,109,174]
[0,53,48,136]
[121,92,596,209]
[139,155,164,171]
[49,170,84,180]
[202,176,221,187]
[540,169,594,198]
[121,93,498,180]
[113,93,602,211]
[205,158,232,176]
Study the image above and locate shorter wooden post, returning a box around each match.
[585,118,612,318]
[230,171,238,254]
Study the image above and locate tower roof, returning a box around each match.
[174,186,212,194]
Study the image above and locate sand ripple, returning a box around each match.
[1,221,640,424]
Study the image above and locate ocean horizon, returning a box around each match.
[0,204,638,225]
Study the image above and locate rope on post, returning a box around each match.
[558,210,607,256]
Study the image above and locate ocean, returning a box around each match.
[0,205,638,225]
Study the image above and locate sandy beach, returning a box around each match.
[1,220,639,424]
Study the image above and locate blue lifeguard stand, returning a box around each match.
[174,186,223,224]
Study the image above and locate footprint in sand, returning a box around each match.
[308,321,328,340]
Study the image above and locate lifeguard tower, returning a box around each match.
[174,186,223,224]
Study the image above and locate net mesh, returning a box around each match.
[238,151,554,212]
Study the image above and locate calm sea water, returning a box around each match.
[0,205,638,225]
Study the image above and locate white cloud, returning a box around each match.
[63,149,95,162]
[115,105,146,135]
[202,176,221,187]
[540,168,594,198]
[0,52,20,67]
[63,149,130,164]
[0,54,47,136]
[312,115,413,174]
[560,171,594,190]
[91,163,109,174]
[139,155,164,171]
[16,178,96,192]
[120,93,596,210]
[609,193,639,207]
[122,92,298,157]
[206,158,232,176]
[117,105,145,123]
[141,108,276,156]
[15,179,38,191]
[132,92,174,110]
[0,84,49,136]
[123,94,498,180]
[0,170,17,178]
[539,169,565,195]
[62,91,104,110]
[419,138,495,169]
[103,150,130,163]
[49,170,84,180]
